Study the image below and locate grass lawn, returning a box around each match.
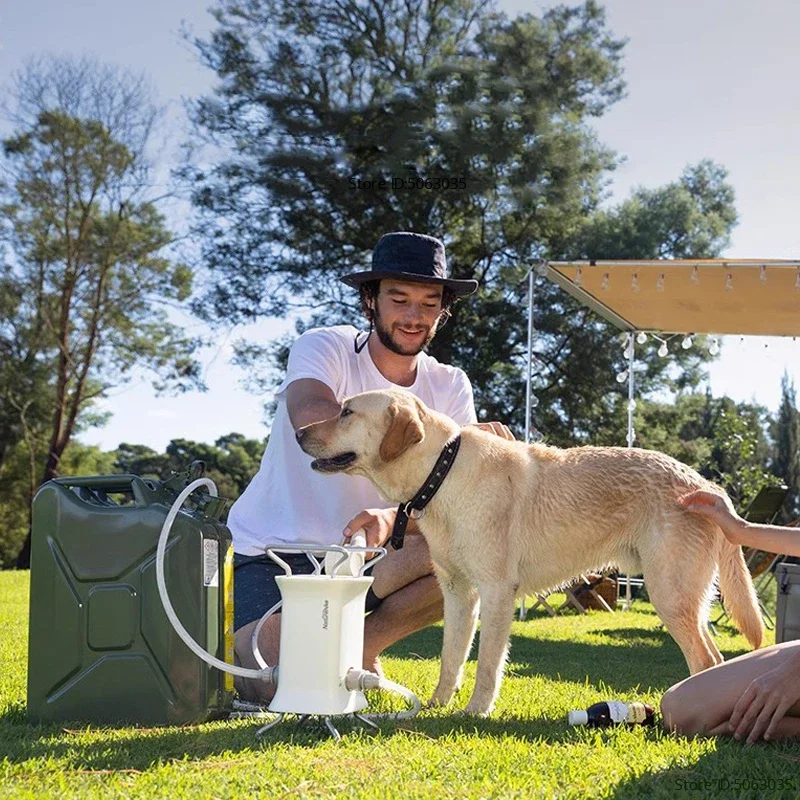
[2,570,799,799]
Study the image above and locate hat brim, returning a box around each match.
[340,270,478,297]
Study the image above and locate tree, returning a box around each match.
[1,56,205,567]
[186,0,735,444]
[113,433,267,520]
[770,373,800,522]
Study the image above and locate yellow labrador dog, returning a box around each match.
[297,388,763,716]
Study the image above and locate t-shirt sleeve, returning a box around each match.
[445,368,478,426]
[274,329,346,399]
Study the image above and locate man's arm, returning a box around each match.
[285,378,342,431]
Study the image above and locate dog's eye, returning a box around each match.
[341,407,353,418]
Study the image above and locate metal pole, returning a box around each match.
[519,266,535,621]
[623,331,635,609]
[627,332,635,447]
[525,267,535,446]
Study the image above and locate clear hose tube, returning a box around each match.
[155,478,276,683]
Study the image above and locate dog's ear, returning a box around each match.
[379,402,424,462]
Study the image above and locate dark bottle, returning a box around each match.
[567,701,655,727]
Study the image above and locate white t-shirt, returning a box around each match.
[228,325,477,554]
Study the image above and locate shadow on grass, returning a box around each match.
[609,739,800,800]
[0,703,640,769]
[389,626,687,693]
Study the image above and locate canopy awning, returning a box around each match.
[542,259,800,336]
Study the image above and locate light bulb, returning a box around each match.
[632,272,640,293]
[658,342,668,358]
[574,267,583,288]
[691,265,699,284]
[627,430,636,446]
[616,370,629,384]
[681,335,693,350]
[529,394,540,408]
[760,265,767,283]
[636,332,647,344]
[627,399,637,411]
[600,272,610,291]
[725,273,733,291]
[709,337,720,356]
[656,273,665,292]
[623,344,633,359]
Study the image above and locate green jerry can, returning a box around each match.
[27,466,235,725]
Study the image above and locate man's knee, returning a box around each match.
[233,617,280,704]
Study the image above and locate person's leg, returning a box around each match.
[234,614,281,704]
[361,535,444,672]
[661,639,800,740]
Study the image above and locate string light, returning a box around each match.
[760,265,768,283]
[600,272,610,291]
[681,335,694,350]
[632,272,640,293]
[656,273,665,292]
[725,272,734,291]
[708,336,720,356]
[616,370,629,384]
[691,265,699,284]
[529,393,540,408]
[658,342,668,358]
[574,267,583,288]
[636,332,648,344]
[627,399,637,411]
[623,343,633,359]
[627,430,636,446]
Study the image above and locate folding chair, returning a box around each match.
[558,573,617,614]
[518,593,558,620]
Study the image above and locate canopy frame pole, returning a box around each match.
[621,332,636,610]
[519,265,536,621]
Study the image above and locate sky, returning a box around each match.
[2,0,798,452]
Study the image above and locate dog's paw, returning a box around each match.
[462,701,493,717]
[426,690,454,709]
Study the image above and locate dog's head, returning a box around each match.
[296,389,426,478]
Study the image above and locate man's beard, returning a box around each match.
[373,307,439,356]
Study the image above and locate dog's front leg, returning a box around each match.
[464,582,518,716]
[428,575,479,708]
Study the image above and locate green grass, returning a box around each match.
[2,572,799,799]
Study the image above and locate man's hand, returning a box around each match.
[678,489,747,545]
[343,508,397,555]
[472,421,515,441]
[728,654,800,743]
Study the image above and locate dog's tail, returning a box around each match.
[717,536,764,649]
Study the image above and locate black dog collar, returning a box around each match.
[390,434,461,550]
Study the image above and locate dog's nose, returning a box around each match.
[295,428,306,443]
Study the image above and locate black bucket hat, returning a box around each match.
[340,232,478,296]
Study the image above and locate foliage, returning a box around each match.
[1,56,207,566]
[113,433,267,512]
[770,374,800,522]
[184,0,737,446]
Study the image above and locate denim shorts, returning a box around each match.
[233,552,383,631]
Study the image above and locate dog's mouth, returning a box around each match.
[310,452,358,472]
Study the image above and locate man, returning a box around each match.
[230,231,512,703]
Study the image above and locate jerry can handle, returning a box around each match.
[53,474,155,506]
